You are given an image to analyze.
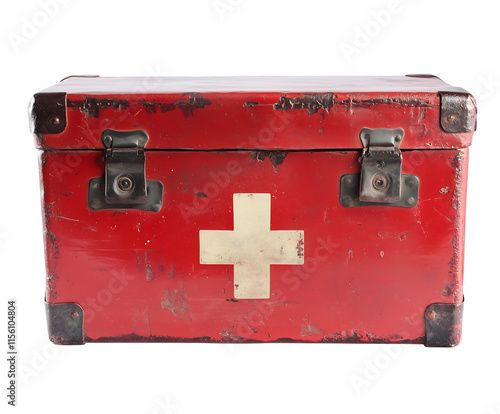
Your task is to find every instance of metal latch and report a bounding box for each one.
[88,129,163,212]
[340,127,419,208]
[359,127,404,203]
[102,129,148,205]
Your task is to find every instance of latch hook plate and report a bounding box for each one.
[88,129,163,212]
[340,127,419,208]
[359,127,404,203]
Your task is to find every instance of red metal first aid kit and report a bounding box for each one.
[30,75,476,346]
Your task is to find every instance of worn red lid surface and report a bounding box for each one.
[30,75,476,150]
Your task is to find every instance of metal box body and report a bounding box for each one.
[31,75,476,346]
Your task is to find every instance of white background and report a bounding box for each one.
[1,1,499,413]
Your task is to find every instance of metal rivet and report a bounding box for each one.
[70,311,80,319]
[371,173,389,191]
[395,135,401,142]
[102,135,112,146]
[427,310,436,320]
[51,117,60,125]
[116,175,134,193]
[407,197,416,205]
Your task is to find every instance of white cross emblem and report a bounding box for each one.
[200,193,304,299]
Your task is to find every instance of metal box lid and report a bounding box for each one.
[30,75,476,150]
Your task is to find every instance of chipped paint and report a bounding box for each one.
[345,248,354,265]
[396,232,407,241]
[273,93,334,115]
[161,282,190,317]
[88,333,214,343]
[44,211,60,300]
[137,93,211,117]
[67,97,130,118]
[296,238,304,258]
[174,93,211,117]
[168,263,175,279]
[251,151,288,171]
[441,283,455,297]
[220,330,245,341]
[136,251,155,282]
[146,312,152,337]
[301,323,323,337]
[336,96,435,108]
[451,153,464,211]
[67,93,210,118]
[144,252,153,282]
[448,152,465,302]
[82,331,427,344]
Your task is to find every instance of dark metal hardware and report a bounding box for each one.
[45,302,84,345]
[359,127,404,204]
[340,174,419,208]
[89,178,163,212]
[340,127,419,208]
[440,92,477,133]
[30,92,67,134]
[102,129,148,205]
[425,300,464,347]
[88,129,163,211]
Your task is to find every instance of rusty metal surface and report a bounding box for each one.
[101,129,149,205]
[340,174,419,208]
[440,92,477,133]
[45,301,84,345]
[358,128,404,203]
[30,92,67,135]
[88,178,163,212]
[425,300,464,347]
